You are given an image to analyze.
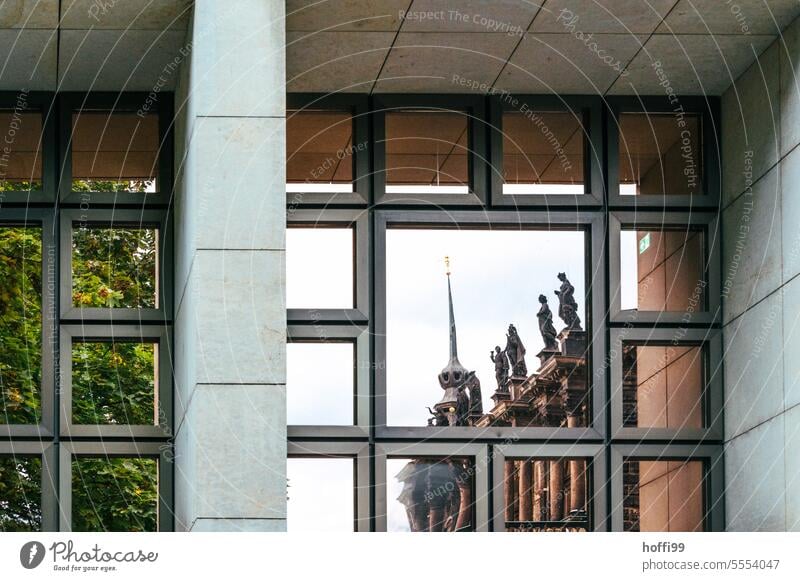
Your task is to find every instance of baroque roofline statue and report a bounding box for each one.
[554,272,583,332]
[537,294,559,351]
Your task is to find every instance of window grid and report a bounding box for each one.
[0,92,173,532]
[285,93,723,532]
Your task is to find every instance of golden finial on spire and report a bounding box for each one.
[444,255,451,277]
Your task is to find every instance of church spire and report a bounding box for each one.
[435,257,469,426]
[446,256,458,360]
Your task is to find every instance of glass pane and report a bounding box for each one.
[287,457,353,532]
[387,229,588,427]
[72,341,158,425]
[72,226,158,309]
[71,111,159,193]
[0,226,42,424]
[503,457,589,531]
[0,456,41,531]
[287,110,354,193]
[387,457,474,532]
[384,110,469,194]
[286,227,353,309]
[622,344,703,429]
[619,113,702,196]
[287,342,353,425]
[72,456,158,532]
[623,459,705,531]
[0,110,43,191]
[502,111,584,195]
[620,228,705,312]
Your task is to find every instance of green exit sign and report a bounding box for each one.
[639,233,651,254]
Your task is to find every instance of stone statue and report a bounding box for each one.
[505,324,527,377]
[554,272,583,331]
[537,294,559,350]
[465,371,484,416]
[489,346,509,391]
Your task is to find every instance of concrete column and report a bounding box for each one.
[173,0,287,532]
[518,460,533,522]
[549,460,564,521]
[503,460,517,524]
[534,460,546,521]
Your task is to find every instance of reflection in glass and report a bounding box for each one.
[287,110,354,193]
[286,227,354,309]
[72,341,158,425]
[72,226,158,309]
[619,113,702,196]
[386,229,588,427]
[72,457,158,532]
[0,111,43,191]
[503,457,589,531]
[622,344,703,429]
[620,228,705,312]
[502,111,584,195]
[384,110,469,194]
[287,457,353,532]
[0,227,42,424]
[71,112,159,193]
[387,457,473,532]
[0,456,41,531]
[287,342,354,425]
[623,459,704,531]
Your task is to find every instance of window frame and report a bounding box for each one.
[286,93,370,206]
[59,208,174,322]
[0,441,58,531]
[286,324,370,437]
[491,443,607,532]
[0,91,57,204]
[0,209,57,438]
[608,210,721,325]
[372,94,487,206]
[59,324,172,439]
[609,443,724,532]
[58,92,173,207]
[58,441,173,533]
[609,327,723,441]
[606,96,721,209]
[374,442,490,532]
[286,208,369,324]
[287,441,370,532]
[373,209,607,440]
[488,94,604,208]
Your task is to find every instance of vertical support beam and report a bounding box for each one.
[518,460,533,522]
[549,460,564,521]
[173,0,287,532]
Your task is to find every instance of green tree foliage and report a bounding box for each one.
[72,341,156,425]
[0,227,41,425]
[71,179,153,194]
[72,457,158,532]
[0,191,162,530]
[72,226,157,309]
[0,457,41,532]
